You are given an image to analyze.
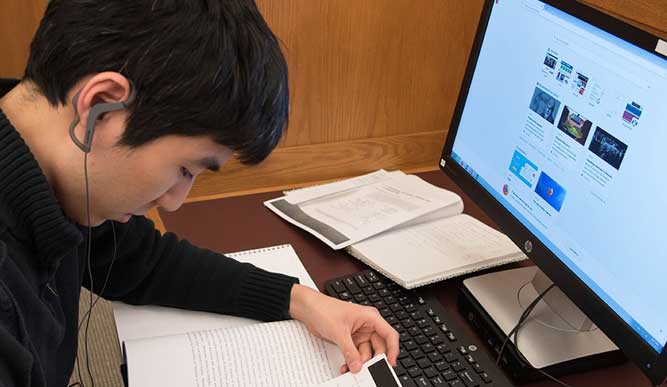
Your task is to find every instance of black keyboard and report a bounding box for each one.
[325,270,515,387]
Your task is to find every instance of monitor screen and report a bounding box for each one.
[447,0,667,354]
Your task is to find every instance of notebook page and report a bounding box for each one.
[350,214,524,286]
[125,320,344,387]
[112,244,316,346]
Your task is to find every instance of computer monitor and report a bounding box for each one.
[439,0,667,385]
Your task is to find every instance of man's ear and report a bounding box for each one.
[70,72,134,153]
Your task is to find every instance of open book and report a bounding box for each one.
[265,171,527,288]
[125,320,401,387]
[117,244,402,387]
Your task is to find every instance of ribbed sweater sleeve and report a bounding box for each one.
[83,216,299,322]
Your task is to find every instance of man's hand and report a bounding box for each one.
[289,284,399,374]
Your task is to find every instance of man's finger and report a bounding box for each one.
[370,332,387,357]
[339,334,362,373]
[372,314,400,366]
[359,341,373,364]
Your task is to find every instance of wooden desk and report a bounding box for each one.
[160,171,654,387]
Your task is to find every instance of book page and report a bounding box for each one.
[112,245,317,346]
[315,354,402,387]
[283,169,402,204]
[125,320,344,387]
[265,174,463,250]
[349,214,525,287]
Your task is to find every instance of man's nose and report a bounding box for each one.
[155,180,193,212]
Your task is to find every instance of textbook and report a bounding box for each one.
[124,318,401,387]
[266,170,526,289]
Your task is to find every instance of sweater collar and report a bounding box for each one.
[0,80,83,267]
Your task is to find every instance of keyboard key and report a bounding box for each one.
[417,319,430,328]
[421,343,435,354]
[369,294,381,302]
[398,296,411,305]
[362,286,375,295]
[457,346,468,356]
[400,332,411,342]
[396,311,409,320]
[366,271,380,283]
[458,371,481,387]
[353,293,367,302]
[464,355,475,364]
[433,316,442,324]
[339,291,351,301]
[444,352,457,363]
[431,376,446,386]
[446,332,457,342]
[408,326,421,337]
[442,369,457,381]
[448,379,463,386]
[436,344,450,354]
[440,324,450,333]
[398,348,410,359]
[401,358,416,369]
[410,311,424,320]
[428,352,443,363]
[405,303,418,312]
[386,316,398,325]
[373,281,386,290]
[344,278,361,294]
[479,372,492,384]
[417,296,426,305]
[417,358,431,369]
[385,295,397,304]
[404,340,418,351]
[423,327,436,337]
[427,308,436,317]
[359,300,371,306]
[374,300,387,310]
[394,365,406,376]
[434,360,449,371]
[430,335,445,345]
[472,363,484,373]
[390,303,404,312]
[451,361,466,372]
[410,349,425,360]
[415,376,432,387]
[354,273,369,288]
[399,374,417,387]
[415,335,429,345]
[408,366,423,378]
[379,289,391,297]
[380,308,392,318]
[331,280,346,293]
[424,367,439,378]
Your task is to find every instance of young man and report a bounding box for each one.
[0,1,398,386]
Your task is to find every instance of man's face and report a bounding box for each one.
[83,134,233,226]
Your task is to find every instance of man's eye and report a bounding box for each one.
[180,166,193,179]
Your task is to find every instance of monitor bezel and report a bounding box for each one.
[439,0,667,384]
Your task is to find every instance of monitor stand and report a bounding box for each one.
[461,266,623,380]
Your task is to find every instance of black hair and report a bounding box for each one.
[24,0,289,164]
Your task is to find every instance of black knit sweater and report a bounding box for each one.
[0,79,298,387]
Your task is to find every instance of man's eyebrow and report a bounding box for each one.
[197,157,220,172]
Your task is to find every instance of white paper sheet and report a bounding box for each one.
[112,244,317,346]
[125,320,344,387]
[283,170,402,204]
[265,174,463,249]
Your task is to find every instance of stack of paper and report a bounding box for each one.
[265,170,526,288]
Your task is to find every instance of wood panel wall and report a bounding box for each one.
[1,0,666,200]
